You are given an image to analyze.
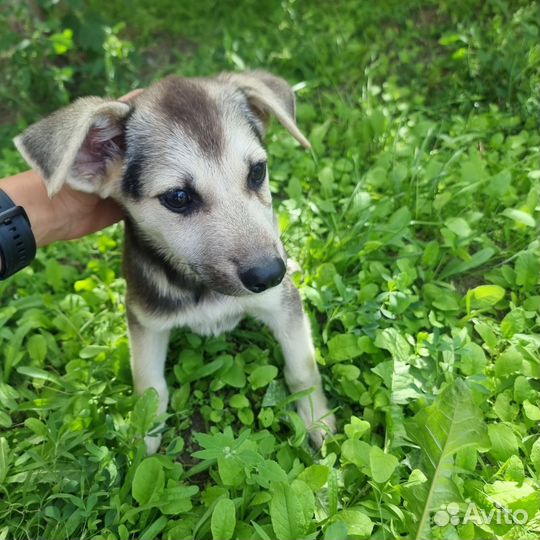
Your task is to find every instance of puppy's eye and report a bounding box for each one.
[159,189,192,213]
[247,161,267,189]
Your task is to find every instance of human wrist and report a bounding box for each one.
[1,170,65,247]
[0,186,37,278]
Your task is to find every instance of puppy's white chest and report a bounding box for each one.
[138,294,245,336]
[182,302,243,336]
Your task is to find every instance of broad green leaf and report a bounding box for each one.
[221,361,246,388]
[24,418,48,437]
[332,509,373,538]
[445,217,471,237]
[298,464,329,491]
[403,380,489,539]
[466,284,505,311]
[459,342,486,375]
[132,457,164,505]
[514,376,535,403]
[269,482,306,540]
[488,423,519,461]
[502,208,536,227]
[495,348,523,377]
[523,400,540,421]
[374,328,411,362]
[249,365,278,390]
[255,459,288,489]
[515,251,539,290]
[497,455,525,483]
[344,416,370,440]
[501,308,526,338]
[156,486,199,514]
[328,333,362,362]
[484,480,538,517]
[341,439,371,470]
[211,498,236,540]
[229,394,250,408]
[218,455,244,486]
[474,321,498,352]
[369,446,399,483]
[371,359,422,405]
[27,335,47,364]
[291,479,315,523]
[324,521,348,540]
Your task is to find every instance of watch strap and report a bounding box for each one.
[0,188,37,279]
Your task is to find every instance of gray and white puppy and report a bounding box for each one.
[14,71,335,453]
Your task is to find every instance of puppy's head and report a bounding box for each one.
[14,71,310,296]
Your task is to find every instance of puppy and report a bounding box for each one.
[14,71,335,453]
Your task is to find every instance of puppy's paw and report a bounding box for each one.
[307,413,337,449]
[144,434,162,455]
[296,394,336,449]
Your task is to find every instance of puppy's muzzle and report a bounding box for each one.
[239,257,286,293]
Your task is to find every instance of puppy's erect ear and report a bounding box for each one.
[221,70,311,149]
[14,97,131,197]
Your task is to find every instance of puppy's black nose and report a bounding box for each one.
[240,258,286,293]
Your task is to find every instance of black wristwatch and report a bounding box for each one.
[0,189,36,279]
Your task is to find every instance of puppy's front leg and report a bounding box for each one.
[251,281,335,447]
[127,309,170,454]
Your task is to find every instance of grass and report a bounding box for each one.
[0,1,539,539]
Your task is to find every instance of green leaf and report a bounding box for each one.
[515,251,540,290]
[16,366,61,385]
[249,365,278,390]
[403,380,489,539]
[440,247,495,279]
[140,516,167,540]
[156,486,199,514]
[501,308,527,338]
[324,521,348,540]
[369,446,399,483]
[445,217,471,237]
[211,498,236,540]
[298,464,329,491]
[466,284,505,311]
[291,479,315,523]
[27,335,47,364]
[131,388,159,437]
[523,400,540,421]
[218,455,244,486]
[459,342,486,375]
[371,359,422,405]
[269,482,306,540]
[341,439,371,470]
[332,509,373,538]
[0,437,9,485]
[530,439,540,474]
[502,208,536,227]
[229,394,250,408]
[328,333,362,362]
[495,348,523,377]
[132,457,164,505]
[344,416,370,440]
[488,423,519,461]
[374,328,411,361]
